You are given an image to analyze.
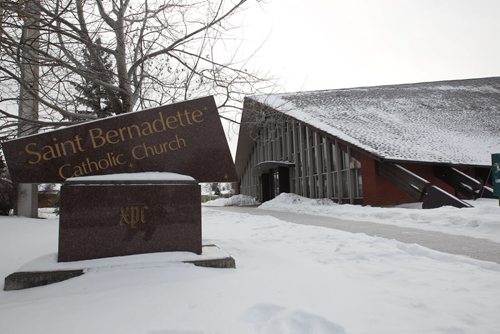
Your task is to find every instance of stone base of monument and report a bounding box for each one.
[58,172,202,262]
[4,244,235,291]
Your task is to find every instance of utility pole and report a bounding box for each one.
[16,0,40,217]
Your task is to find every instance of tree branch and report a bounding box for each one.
[127,0,247,77]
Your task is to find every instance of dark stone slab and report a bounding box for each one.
[4,245,235,290]
[184,257,236,269]
[3,96,237,183]
[58,178,201,262]
[4,270,84,291]
[183,244,236,268]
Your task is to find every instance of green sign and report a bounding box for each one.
[493,153,500,197]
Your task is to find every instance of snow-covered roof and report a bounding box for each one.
[247,77,500,167]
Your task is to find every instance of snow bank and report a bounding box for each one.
[260,193,500,242]
[204,194,260,207]
[260,192,337,207]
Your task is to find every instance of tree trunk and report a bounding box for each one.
[16,0,40,218]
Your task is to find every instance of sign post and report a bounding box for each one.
[493,154,500,205]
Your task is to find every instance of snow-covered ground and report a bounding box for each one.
[258,193,500,243]
[1,204,500,333]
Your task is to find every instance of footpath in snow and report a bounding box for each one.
[0,198,499,333]
[208,193,500,243]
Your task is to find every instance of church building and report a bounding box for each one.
[234,77,499,208]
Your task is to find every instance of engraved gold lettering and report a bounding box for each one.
[152,112,167,132]
[85,110,204,151]
[58,163,71,179]
[25,135,86,165]
[176,111,186,126]
[56,152,127,180]
[126,124,142,139]
[89,128,106,148]
[191,109,204,123]
[41,144,58,161]
[25,143,42,164]
[73,164,85,177]
[120,205,147,228]
[74,135,85,152]
[140,121,154,136]
[115,153,126,165]
[165,115,179,129]
[105,129,121,144]
[131,135,187,160]
[169,134,186,150]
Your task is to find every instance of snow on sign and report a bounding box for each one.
[493,153,500,197]
[3,96,237,183]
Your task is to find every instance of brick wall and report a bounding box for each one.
[359,153,473,206]
[359,154,414,206]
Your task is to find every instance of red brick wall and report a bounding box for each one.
[359,153,477,206]
[405,164,481,199]
[359,154,413,206]
[401,163,458,197]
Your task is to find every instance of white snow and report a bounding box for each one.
[0,205,500,333]
[204,194,260,207]
[67,172,196,182]
[259,193,500,243]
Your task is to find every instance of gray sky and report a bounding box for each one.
[237,0,500,92]
[223,0,500,155]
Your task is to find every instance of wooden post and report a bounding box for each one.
[314,132,323,198]
[325,138,333,198]
[305,127,315,198]
[347,146,355,204]
[292,120,300,193]
[334,140,343,203]
[298,123,308,196]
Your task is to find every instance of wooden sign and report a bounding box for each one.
[3,96,237,183]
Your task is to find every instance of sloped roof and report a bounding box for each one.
[245,77,500,167]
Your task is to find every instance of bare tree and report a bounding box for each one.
[0,0,266,139]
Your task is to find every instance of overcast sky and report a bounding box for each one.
[222,0,500,155]
[236,0,500,92]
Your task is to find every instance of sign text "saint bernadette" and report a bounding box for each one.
[3,96,237,183]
